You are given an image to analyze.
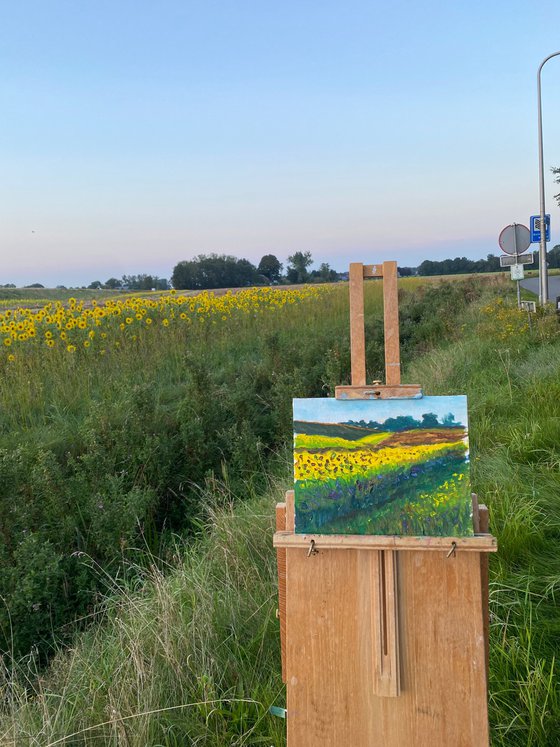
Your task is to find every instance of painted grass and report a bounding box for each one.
[294,431,390,451]
[295,443,471,535]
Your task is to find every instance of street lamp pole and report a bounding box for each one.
[537,51,560,305]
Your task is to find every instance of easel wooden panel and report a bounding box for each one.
[285,537,490,745]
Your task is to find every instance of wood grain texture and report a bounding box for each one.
[276,502,287,683]
[363,264,384,277]
[285,547,490,746]
[363,550,400,696]
[349,263,367,386]
[382,261,401,386]
[335,384,423,400]
[358,551,400,700]
[274,531,497,553]
[471,493,481,533]
[478,504,490,684]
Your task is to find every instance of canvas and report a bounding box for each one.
[293,396,472,536]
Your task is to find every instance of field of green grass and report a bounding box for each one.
[1,274,559,745]
[0,287,125,304]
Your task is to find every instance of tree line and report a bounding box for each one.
[7,241,560,291]
[170,251,338,290]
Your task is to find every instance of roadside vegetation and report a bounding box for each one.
[1,274,559,745]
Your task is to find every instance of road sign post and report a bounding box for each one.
[499,224,531,309]
[499,252,534,267]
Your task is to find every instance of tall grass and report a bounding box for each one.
[0,278,484,663]
[4,274,556,745]
[1,484,286,746]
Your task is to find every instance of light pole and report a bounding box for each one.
[537,51,560,305]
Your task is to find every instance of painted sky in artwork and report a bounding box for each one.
[293,396,468,430]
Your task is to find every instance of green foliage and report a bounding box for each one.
[257,254,283,283]
[547,244,560,269]
[417,253,530,275]
[5,274,557,745]
[171,253,260,290]
[1,492,286,746]
[552,165,560,208]
[286,251,313,283]
[121,273,169,290]
[409,302,560,745]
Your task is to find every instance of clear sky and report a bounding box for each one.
[2,0,560,286]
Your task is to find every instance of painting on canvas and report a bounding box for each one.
[293,396,472,536]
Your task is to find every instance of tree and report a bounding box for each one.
[171,254,259,290]
[121,274,169,290]
[548,245,560,269]
[310,262,338,283]
[257,254,283,283]
[286,251,313,283]
[88,280,103,289]
[105,277,122,289]
[553,166,560,207]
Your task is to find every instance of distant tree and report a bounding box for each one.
[552,166,560,207]
[417,260,438,276]
[2,283,16,288]
[121,274,169,291]
[172,254,259,290]
[485,254,500,272]
[88,280,103,289]
[25,283,44,288]
[548,245,560,269]
[309,262,338,283]
[417,254,505,276]
[105,277,123,289]
[286,251,313,283]
[318,262,338,282]
[398,266,416,277]
[257,254,283,283]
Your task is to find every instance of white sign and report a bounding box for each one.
[511,264,524,281]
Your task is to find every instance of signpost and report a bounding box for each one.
[499,252,534,268]
[499,224,531,308]
[530,214,550,243]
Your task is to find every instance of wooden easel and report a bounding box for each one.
[274,261,496,746]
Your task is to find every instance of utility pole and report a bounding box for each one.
[537,51,560,305]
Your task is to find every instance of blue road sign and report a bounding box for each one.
[530,214,550,243]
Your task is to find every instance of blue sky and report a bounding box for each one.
[293,396,468,428]
[2,1,560,286]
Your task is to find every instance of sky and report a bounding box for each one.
[2,1,560,287]
[293,396,468,428]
